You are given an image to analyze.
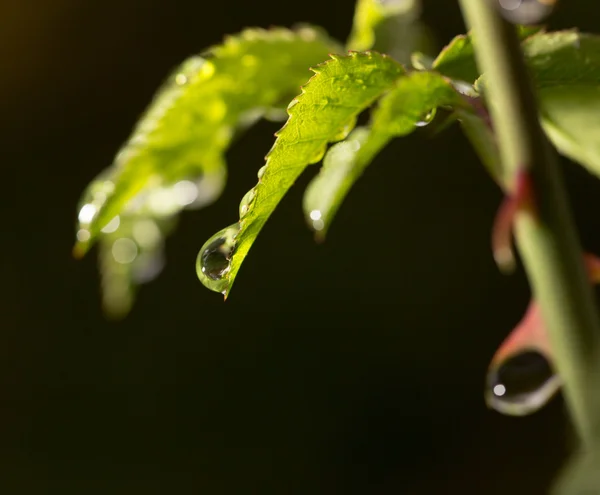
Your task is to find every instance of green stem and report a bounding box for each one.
[458,0,600,444]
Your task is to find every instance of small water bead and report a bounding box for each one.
[485,350,560,416]
[257,165,268,181]
[196,223,240,293]
[414,108,437,127]
[239,188,257,217]
[494,0,556,25]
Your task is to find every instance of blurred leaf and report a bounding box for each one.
[475,31,600,181]
[525,32,600,178]
[347,0,421,53]
[302,127,380,240]
[198,52,405,297]
[432,25,543,83]
[75,26,341,317]
[553,443,600,494]
[456,108,501,182]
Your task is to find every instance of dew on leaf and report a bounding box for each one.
[485,350,560,416]
[239,188,257,217]
[414,108,437,127]
[257,165,268,180]
[494,0,555,25]
[196,223,240,293]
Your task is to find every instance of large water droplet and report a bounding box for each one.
[485,350,560,416]
[494,0,556,25]
[196,223,240,293]
[239,188,256,218]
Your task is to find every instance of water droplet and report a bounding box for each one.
[494,0,556,25]
[196,223,240,293]
[257,165,268,180]
[414,108,437,127]
[485,350,560,416]
[239,188,256,217]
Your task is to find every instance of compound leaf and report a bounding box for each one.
[75,26,341,317]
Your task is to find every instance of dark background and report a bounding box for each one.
[3,0,600,493]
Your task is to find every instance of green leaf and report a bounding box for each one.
[302,127,385,240]
[198,51,405,297]
[301,71,471,240]
[475,31,600,180]
[75,26,341,317]
[524,31,600,177]
[540,87,600,175]
[347,0,421,52]
[432,25,543,83]
[370,71,467,137]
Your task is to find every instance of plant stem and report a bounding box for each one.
[458,0,600,445]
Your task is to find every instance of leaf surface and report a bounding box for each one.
[201,51,405,296]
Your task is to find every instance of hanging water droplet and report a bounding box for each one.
[494,0,556,25]
[257,165,268,181]
[239,188,257,217]
[414,108,436,127]
[485,350,561,416]
[196,223,240,293]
